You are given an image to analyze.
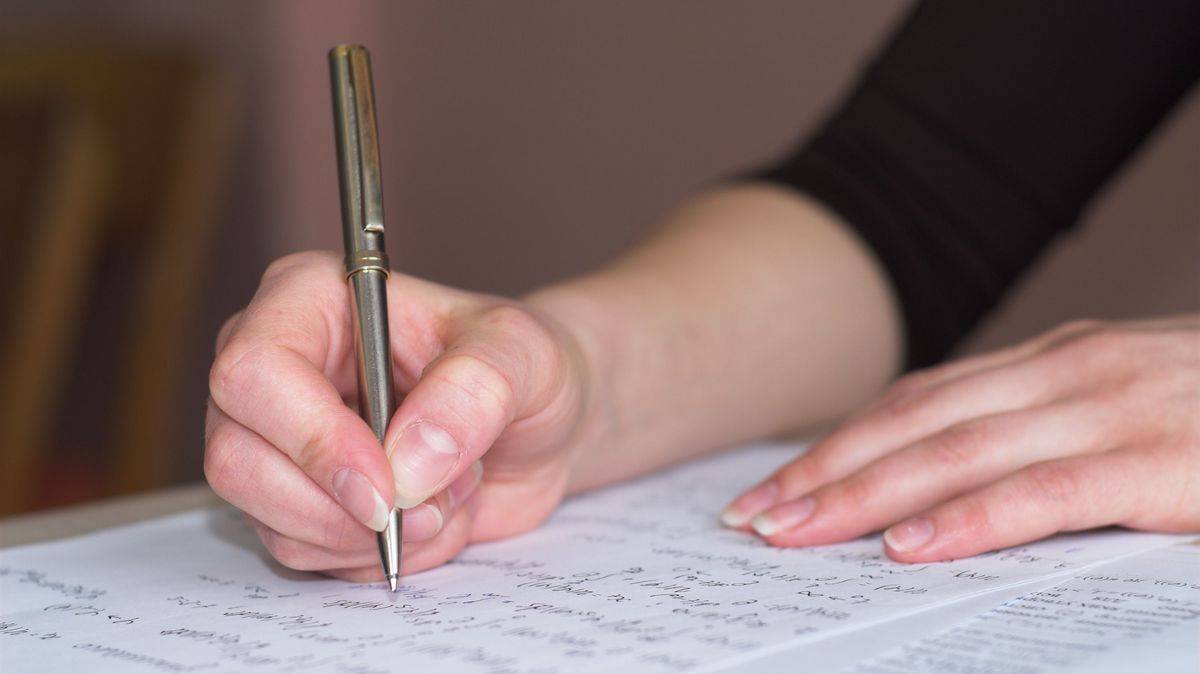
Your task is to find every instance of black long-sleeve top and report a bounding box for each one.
[757,1,1200,369]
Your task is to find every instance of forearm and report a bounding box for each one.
[526,183,903,492]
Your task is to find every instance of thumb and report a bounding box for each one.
[383,304,573,508]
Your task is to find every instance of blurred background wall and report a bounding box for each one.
[0,1,1196,514]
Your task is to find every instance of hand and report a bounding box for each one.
[721,316,1200,561]
[205,252,594,580]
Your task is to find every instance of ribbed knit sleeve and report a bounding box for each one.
[755,0,1200,368]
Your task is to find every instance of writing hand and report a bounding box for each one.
[205,252,593,580]
[722,316,1200,561]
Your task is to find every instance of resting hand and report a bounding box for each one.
[205,252,593,580]
[721,316,1200,561]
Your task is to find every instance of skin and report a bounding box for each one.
[205,183,1200,580]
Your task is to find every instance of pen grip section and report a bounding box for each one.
[348,269,396,443]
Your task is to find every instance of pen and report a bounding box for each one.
[328,44,401,592]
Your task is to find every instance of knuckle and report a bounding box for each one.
[832,475,874,510]
[214,311,243,354]
[1032,319,1106,354]
[262,251,334,284]
[876,385,930,421]
[203,422,245,494]
[956,497,995,538]
[924,422,992,470]
[1064,326,1133,361]
[1049,318,1104,341]
[208,336,259,409]
[429,353,518,423]
[479,303,544,339]
[889,369,937,396]
[1022,461,1083,505]
[1023,319,1103,356]
[482,303,561,366]
[779,454,828,489]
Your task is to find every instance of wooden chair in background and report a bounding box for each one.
[0,41,235,515]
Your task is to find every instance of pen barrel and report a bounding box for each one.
[331,43,402,587]
[348,269,396,443]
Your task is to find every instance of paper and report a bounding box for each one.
[0,443,1193,673]
[846,542,1200,673]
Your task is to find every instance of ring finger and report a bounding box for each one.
[750,400,1113,547]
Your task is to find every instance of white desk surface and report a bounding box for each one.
[0,483,220,548]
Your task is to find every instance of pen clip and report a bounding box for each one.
[331,45,386,242]
[349,50,385,235]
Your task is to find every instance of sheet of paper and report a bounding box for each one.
[844,541,1200,674]
[0,443,1190,673]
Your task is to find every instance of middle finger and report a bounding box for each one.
[751,400,1112,547]
[723,353,1062,525]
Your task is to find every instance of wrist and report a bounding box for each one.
[523,275,628,493]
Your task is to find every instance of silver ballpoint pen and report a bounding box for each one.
[329,44,401,592]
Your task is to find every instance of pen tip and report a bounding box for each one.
[387,574,399,592]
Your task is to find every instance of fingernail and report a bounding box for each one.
[720,482,780,527]
[401,503,444,542]
[447,461,484,513]
[885,517,934,553]
[750,497,815,536]
[388,422,461,508]
[331,468,390,532]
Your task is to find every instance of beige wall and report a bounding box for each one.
[3,1,1197,482]
[255,2,912,289]
[250,1,1198,349]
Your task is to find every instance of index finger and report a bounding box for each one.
[207,251,396,531]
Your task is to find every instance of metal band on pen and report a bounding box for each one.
[345,251,390,277]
